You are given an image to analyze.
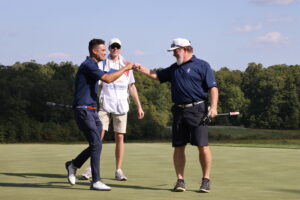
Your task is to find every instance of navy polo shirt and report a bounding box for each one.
[157,55,217,104]
[73,57,105,108]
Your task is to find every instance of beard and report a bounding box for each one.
[96,54,106,62]
[176,53,184,65]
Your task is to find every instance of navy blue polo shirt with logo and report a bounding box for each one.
[73,57,105,108]
[157,55,217,104]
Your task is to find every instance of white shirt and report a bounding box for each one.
[98,55,135,114]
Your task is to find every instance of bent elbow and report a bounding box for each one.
[100,75,112,83]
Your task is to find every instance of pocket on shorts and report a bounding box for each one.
[183,104,206,127]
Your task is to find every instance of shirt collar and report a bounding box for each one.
[181,55,196,66]
[189,55,197,62]
[86,56,98,64]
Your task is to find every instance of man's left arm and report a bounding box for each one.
[208,87,218,118]
[128,83,144,119]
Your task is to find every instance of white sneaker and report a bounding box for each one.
[90,181,111,191]
[65,161,77,185]
[115,169,127,181]
[80,166,92,180]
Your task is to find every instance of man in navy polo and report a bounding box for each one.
[135,38,218,193]
[65,39,134,191]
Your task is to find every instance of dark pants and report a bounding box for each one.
[171,102,208,147]
[72,109,102,183]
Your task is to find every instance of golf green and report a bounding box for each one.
[0,143,299,200]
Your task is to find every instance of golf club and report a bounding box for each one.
[46,101,72,108]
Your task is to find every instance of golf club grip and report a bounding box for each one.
[217,112,240,116]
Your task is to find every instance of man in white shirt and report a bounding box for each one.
[81,38,144,181]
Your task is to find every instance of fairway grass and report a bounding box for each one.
[0,143,299,200]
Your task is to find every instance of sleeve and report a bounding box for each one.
[128,70,135,84]
[85,62,105,81]
[204,62,218,88]
[156,65,173,83]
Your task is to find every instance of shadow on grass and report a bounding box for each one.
[0,172,65,179]
[0,173,170,191]
[0,182,89,190]
[106,183,170,191]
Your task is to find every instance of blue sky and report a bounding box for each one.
[0,0,299,71]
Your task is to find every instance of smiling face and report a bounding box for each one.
[92,44,106,62]
[109,43,121,59]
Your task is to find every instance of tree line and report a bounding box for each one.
[0,61,299,143]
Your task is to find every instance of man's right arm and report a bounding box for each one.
[135,64,159,81]
[101,63,134,83]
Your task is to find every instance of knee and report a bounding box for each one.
[198,146,210,153]
[90,139,102,152]
[174,146,186,153]
[115,133,124,142]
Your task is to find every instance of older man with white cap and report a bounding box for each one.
[81,38,144,181]
[135,38,218,193]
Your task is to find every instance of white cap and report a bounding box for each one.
[109,38,122,46]
[167,38,191,51]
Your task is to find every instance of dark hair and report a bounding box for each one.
[88,39,105,54]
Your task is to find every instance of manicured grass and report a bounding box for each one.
[0,143,300,200]
[208,126,300,147]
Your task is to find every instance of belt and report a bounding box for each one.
[76,105,97,110]
[176,101,204,108]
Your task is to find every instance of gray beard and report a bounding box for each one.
[176,56,184,65]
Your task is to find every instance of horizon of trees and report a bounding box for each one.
[0,61,299,143]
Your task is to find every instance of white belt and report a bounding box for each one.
[176,101,204,108]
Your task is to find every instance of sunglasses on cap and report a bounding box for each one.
[110,43,121,49]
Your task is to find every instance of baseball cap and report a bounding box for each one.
[109,38,122,46]
[167,38,191,51]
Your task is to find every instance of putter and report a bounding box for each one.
[201,110,240,124]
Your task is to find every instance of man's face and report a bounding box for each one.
[93,44,106,62]
[109,43,121,57]
[173,47,185,65]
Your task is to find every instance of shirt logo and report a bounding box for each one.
[187,68,191,73]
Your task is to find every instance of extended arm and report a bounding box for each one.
[101,63,134,83]
[135,64,159,81]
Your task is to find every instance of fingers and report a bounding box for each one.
[137,109,145,119]
[123,62,142,71]
[124,62,134,70]
[208,108,218,118]
[133,63,142,71]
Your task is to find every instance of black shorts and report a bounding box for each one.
[171,102,208,147]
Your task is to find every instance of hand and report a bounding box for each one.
[133,63,142,72]
[208,106,217,118]
[124,62,134,70]
[137,107,144,119]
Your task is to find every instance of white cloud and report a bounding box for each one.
[235,24,262,33]
[132,50,145,57]
[252,0,300,5]
[258,32,288,44]
[47,52,71,59]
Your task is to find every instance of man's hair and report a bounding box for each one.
[88,39,105,54]
[184,46,193,53]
